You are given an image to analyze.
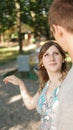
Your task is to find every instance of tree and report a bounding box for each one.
[0,0,53,53]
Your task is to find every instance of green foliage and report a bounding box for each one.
[0,0,53,53]
[0,0,16,32]
[0,0,53,36]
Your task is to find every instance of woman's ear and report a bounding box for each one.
[62,57,65,63]
[42,64,44,67]
[62,60,65,63]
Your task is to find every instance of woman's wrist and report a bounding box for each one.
[19,81,27,93]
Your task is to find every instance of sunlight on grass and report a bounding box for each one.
[0,44,36,65]
[0,52,16,58]
[23,44,36,51]
[0,46,19,64]
[0,46,19,53]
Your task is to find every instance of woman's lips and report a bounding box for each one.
[49,62,57,66]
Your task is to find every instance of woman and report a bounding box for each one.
[3,41,67,130]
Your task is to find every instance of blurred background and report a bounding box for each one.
[0,0,72,130]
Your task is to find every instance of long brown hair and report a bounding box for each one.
[38,41,67,90]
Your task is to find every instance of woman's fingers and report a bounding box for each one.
[3,75,21,85]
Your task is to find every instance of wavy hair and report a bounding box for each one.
[38,41,67,90]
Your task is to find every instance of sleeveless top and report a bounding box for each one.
[36,81,62,130]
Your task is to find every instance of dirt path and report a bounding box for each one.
[0,70,40,130]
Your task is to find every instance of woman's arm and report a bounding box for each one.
[3,75,40,110]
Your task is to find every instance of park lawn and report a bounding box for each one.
[0,45,35,65]
[0,46,19,65]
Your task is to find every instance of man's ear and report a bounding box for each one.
[52,24,64,36]
[52,24,57,33]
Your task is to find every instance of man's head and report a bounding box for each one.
[49,0,73,33]
[48,0,73,51]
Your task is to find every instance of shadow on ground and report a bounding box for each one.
[0,76,40,130]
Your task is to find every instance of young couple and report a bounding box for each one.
[4,0,73,130]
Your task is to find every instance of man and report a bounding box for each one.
[48,0,73,130]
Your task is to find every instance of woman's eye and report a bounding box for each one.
[54,52,59,55]
[44,53,49,57]
[43,52,59,57]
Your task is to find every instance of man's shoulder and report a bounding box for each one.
[58,66,73,130]
[62,66,73,86]
[59,66,73,99]
[58,66,73,99]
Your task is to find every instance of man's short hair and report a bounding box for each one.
[48,0,73,33]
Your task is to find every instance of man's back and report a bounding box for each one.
[57,66,73,130]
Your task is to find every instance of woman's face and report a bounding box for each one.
[42,45,64,73]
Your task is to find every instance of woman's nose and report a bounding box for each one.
[49,54,54,60]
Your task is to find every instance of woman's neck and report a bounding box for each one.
[49,72,62,82]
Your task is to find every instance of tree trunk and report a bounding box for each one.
[15,0,23,54]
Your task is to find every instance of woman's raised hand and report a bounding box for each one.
[3,75,23,86]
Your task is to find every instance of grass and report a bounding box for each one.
[0,44,36,65]
[0,46,19,65]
